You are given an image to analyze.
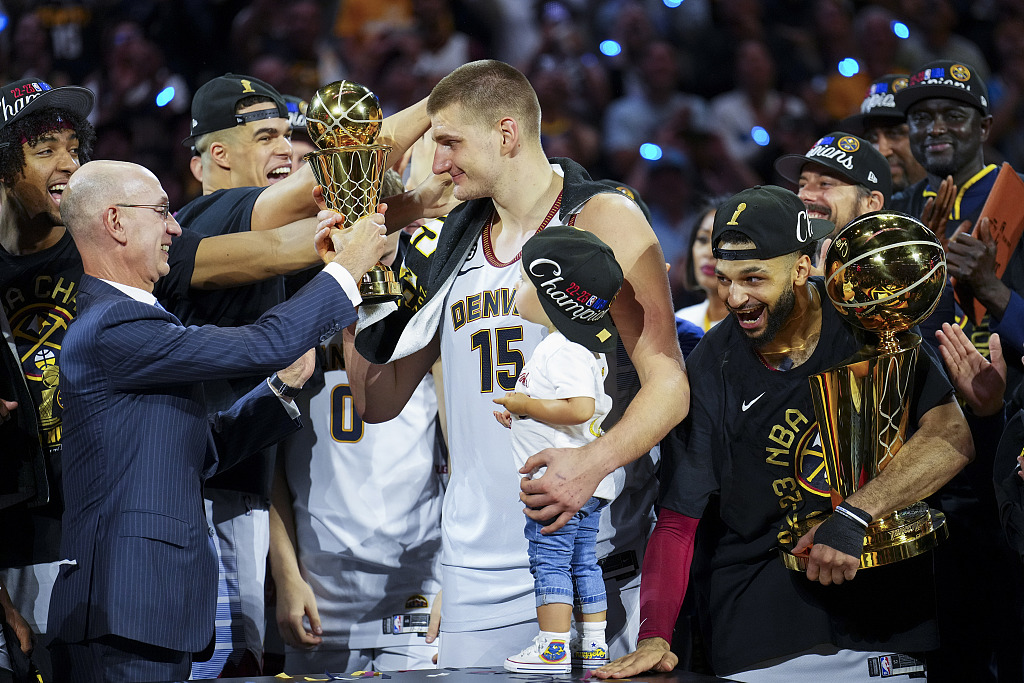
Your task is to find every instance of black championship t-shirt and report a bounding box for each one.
[660,277,954,675]
[0,227,199,565]
[170,187,286,497]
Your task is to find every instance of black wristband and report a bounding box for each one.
[268,372,302,399]
[812,506,869,559]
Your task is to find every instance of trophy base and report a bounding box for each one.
[780,501,948,570]
[360,264,403,305]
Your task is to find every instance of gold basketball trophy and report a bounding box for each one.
[304,80,402,304]
[781,211,949,570]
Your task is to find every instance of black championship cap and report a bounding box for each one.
[185,73,289,143]
[0,79,93,130]
[521,225,623,354]
[841,74,910,132]
[894,60,989,115]
[712,185,833,261]
[774,131,892,202]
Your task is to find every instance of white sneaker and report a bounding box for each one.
[504,634,571,673]
[571,636,610,669]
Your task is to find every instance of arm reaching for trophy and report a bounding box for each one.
[315,208,390,284]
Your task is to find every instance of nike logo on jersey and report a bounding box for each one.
[741,392,765,411]
[457,264,485,276]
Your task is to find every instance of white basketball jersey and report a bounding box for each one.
[283,333,444,649]
[439,213,562,631]
[438,177,658,635]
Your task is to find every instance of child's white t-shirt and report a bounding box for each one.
[510,331,623,501]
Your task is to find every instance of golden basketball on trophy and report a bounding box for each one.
[781,210,948,570]
[305,80,401,305]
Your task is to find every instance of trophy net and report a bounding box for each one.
[305,145,392,227]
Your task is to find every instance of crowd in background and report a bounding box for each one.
[0,0,1019,310]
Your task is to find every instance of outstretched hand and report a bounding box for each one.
[493,391,529,416]
[493,409,512,429]
[412,172,459,218]
[936,323,1006,416]
[595,637,677,679]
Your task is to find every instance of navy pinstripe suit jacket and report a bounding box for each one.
[48,270,356,652]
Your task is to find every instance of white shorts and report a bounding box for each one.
[729,648,927,682]
[0,561,60,634]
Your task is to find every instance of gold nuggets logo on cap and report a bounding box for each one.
[950,64,970,82]
[838,136,860,153]
[893,77,909,92]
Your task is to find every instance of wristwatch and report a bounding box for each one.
[268,372,302,399]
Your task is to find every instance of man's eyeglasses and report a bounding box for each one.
[116,203,171,220]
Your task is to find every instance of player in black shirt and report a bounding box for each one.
[597,186,972,680]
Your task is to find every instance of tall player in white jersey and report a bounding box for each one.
[340,60,688,668]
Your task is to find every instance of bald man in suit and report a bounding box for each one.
[46,160,387,682]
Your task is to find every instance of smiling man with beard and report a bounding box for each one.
[597,185,971,682]
[774,131,891,239]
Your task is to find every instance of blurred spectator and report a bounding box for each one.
[629,148,700,268]
[899,0,991,82]
[82,19,191,205]
[674,198,728,328]
[32,1,97,83]
[602,41,709,177]
[234,0,345,100]
[821,6,916,124]
[709,39,807,181]
[683,0,768,99]
[8,12,59,84]
[410,0,486,87]
[988,15,1024,168]
[818,0,872,122]
[530,58,601,171]
[333,0,414,54]
[527,1,611,120]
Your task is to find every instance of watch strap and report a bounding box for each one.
[268,372,302,399]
